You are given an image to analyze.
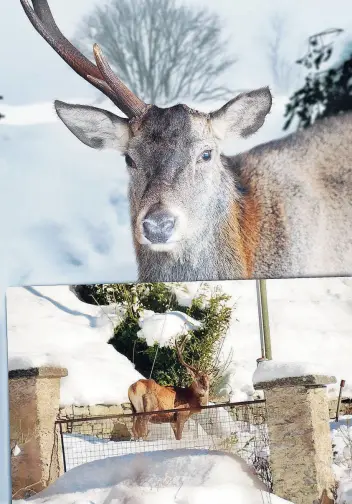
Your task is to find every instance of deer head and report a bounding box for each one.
[175,337,210,406]
[21,0,272,261]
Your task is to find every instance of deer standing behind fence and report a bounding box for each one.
[21,0,352,281]
[128,338,210,441]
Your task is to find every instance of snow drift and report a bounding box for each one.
[13,449,293,504]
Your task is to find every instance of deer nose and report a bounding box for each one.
[142,209,176,244]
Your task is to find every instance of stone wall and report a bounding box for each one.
[9,367,67,499]
[254,374,336,504]
[59,402,133,439]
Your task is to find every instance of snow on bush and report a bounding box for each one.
[7,286,142,406]
[13,449,293,504]
[137,310,202,347]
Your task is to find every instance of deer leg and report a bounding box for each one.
[140,393,158,440]
[132,415,145,440]
[172,412,189,441]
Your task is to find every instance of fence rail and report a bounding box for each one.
[56,399,271,489]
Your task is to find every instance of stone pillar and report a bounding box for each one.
[9,367,68,499]
[254,374,336,504]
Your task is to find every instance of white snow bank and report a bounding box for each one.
[137,310,202,347]
[252,360,333,385]
[7,286,143,406]
[13,449,292,504]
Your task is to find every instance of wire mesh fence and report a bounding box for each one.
[57,399,271,490]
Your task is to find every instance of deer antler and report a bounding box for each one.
[20,0,147,118]
[175,336,198,375]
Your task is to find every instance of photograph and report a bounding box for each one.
[1,0,352,285]
[1,1,352,504]
[7,278,352,503]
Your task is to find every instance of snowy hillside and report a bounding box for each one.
[6,277,352,407]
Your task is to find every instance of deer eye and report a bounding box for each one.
[125,154,136,168]
[198,150,212,163]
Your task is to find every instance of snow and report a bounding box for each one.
[252,359,333,385]
[137,310,202,347]
[208,278,352,401]
[12,449,293,504]
[6,286,142,406]
[331,417,352,503]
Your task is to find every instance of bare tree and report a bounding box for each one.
[74,0,236,105]
[266,14,301,94]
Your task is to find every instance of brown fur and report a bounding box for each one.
[128,374,209,441]
[240,191,262,277]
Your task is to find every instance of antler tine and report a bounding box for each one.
[20,0,147,117]
[175,336,198,374]
[92,44,147,118]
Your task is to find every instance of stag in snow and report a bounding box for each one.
[21,0,352,281]
[128,338,210,441]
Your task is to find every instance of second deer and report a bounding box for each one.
[128,338,210,441]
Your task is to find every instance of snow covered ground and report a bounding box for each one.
[12,449,292,504]
[31,416,348,504]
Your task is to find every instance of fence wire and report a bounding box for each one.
[57,400,271,490]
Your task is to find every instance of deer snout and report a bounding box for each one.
[142,208,176,244]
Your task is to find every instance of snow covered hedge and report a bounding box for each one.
[81,282,233,391]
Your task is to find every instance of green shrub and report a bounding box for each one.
[77,282,233,390]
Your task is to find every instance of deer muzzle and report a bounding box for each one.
[142,209,176,244]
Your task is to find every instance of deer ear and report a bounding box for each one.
[54,101,130,152]
[210,87,272,140]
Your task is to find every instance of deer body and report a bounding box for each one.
[135,110,352,281]
[128,339,210,441]
[128,378,209,441]
[22,0,352,282]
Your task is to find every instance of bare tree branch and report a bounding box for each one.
[74,0,236,105]
[265,13,301,94]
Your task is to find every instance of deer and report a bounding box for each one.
[128,338,210,441]
[21,0,352,282]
